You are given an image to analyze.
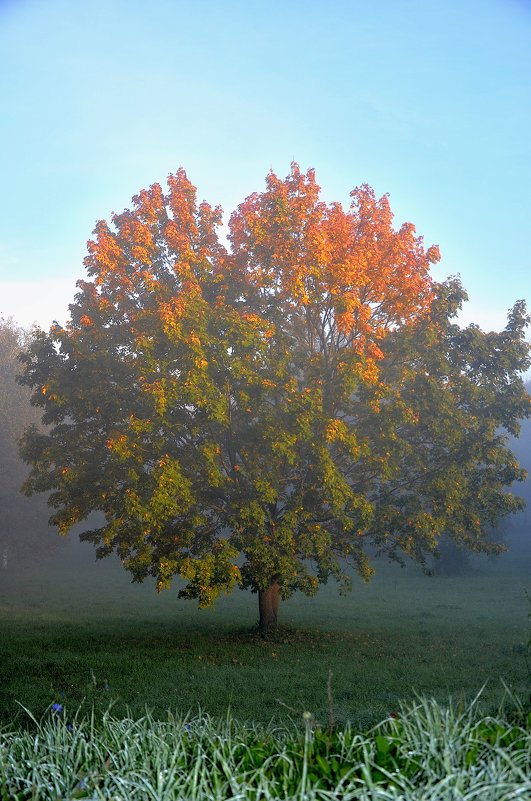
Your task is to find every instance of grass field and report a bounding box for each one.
[1,537,530,731]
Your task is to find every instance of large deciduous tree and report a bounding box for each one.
[19,165,530,630]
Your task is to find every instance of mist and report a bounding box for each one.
[2,371,529,585]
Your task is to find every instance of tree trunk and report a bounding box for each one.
[258,581,280,633]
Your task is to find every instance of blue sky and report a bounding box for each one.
[1,0,530,350]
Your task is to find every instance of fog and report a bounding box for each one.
[1,314,530,611]
[2,415,530,588]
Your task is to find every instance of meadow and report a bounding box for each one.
[1,538,530,731]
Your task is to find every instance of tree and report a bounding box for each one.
[19,165,530,631]
[0,317,61,570]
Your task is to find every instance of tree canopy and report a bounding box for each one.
[19,165,530,629]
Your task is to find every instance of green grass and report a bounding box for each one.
[2,697,530,800]
[1,539,530,729]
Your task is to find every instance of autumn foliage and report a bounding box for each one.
[20,165,530,630]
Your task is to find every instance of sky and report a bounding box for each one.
[0,0,530,351]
